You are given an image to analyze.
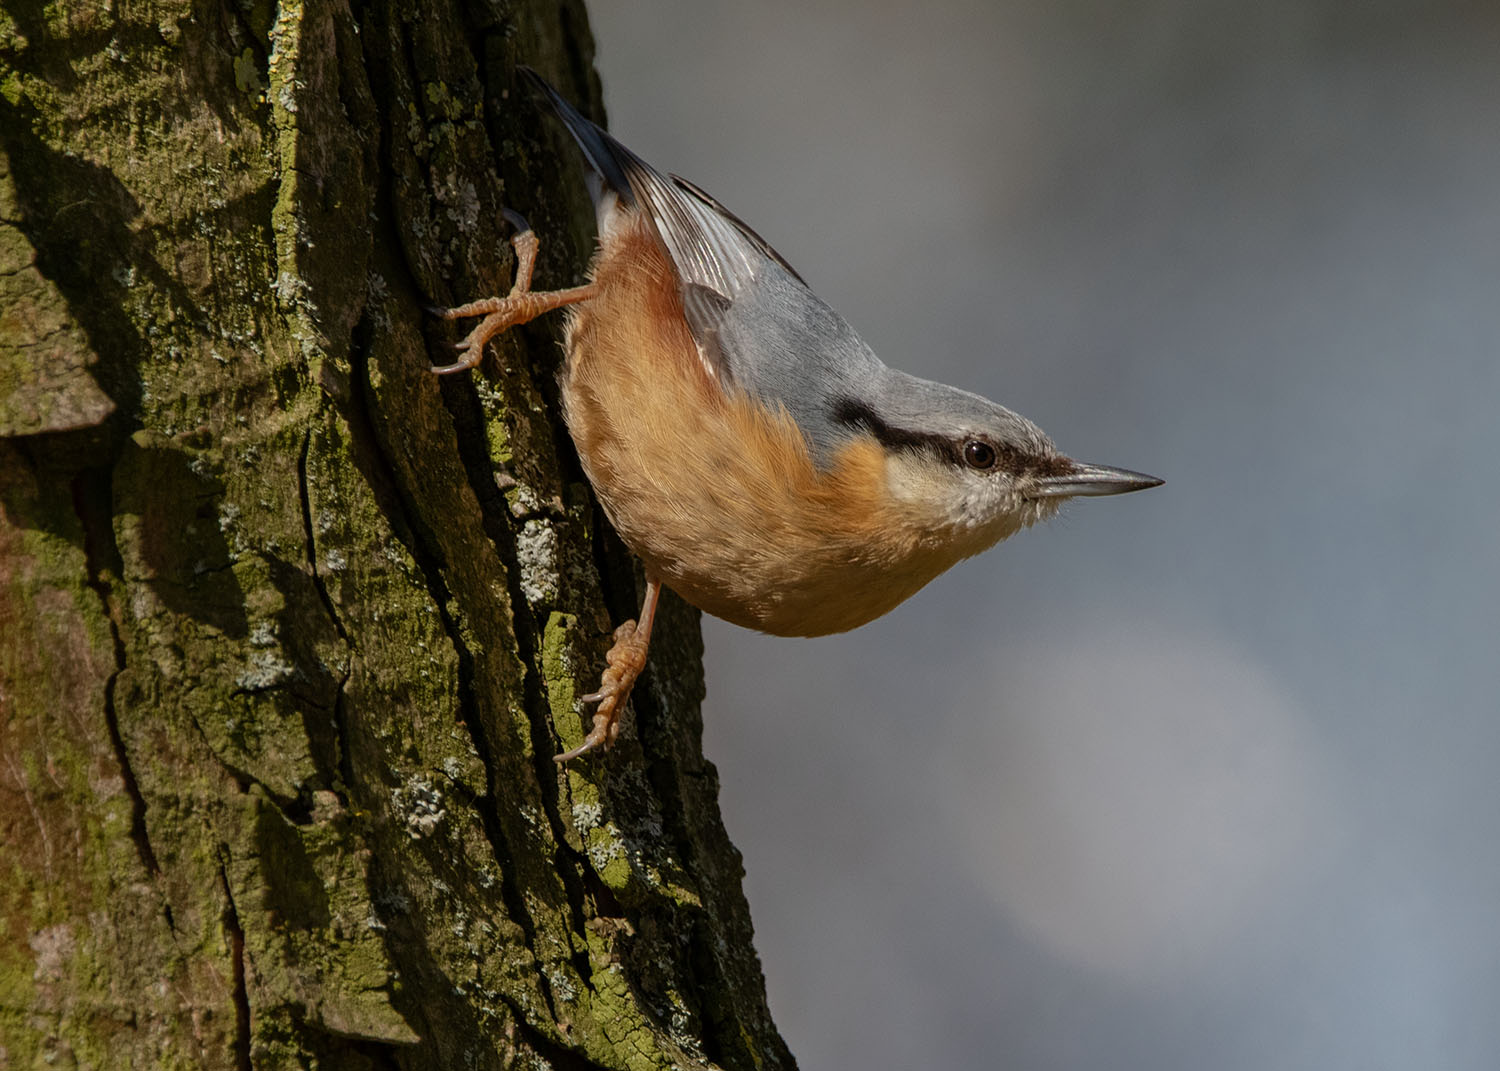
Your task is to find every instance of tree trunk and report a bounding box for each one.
[0,2,793,1068]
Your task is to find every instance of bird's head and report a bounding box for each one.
[832,377,1162,555]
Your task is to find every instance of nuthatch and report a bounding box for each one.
[432,70,1162,761]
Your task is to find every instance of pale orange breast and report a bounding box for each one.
[559,213,970,636]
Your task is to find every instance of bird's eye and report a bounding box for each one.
[963,440,997,470]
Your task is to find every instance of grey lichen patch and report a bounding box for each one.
[391,774,447,839]
[433,168,482,235]
[27,923,76,985]
[235,647,296,691]
[571,800,602,832]
[516,518,561,606]
[505,481,551,519]
[585,822,631,891]
[546,964,578,1005]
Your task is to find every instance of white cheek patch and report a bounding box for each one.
[883,451,943,508]
[885,450,1044,537]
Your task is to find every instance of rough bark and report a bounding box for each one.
[0,1,793,1068]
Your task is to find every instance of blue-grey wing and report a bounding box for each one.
[525,68,884,430]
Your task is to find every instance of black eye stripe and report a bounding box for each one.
[830,398,963,466]
[830,397,1065,476]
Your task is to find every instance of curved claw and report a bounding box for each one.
[557,687,624,760]
[553,736,603,763]
[430,354,481,375]
[501,207,531,235]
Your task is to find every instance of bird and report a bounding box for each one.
[430,69,1162,762]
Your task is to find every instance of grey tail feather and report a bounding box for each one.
[518,67,636,208]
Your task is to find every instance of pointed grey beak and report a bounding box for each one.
[1031,461,1164,499]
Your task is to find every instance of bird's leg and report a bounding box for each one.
[429,209,598,374]
[555,577,662,763]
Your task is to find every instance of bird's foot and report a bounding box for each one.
[428,209,596,374]
[554,619,652,762]
[554,578,662,763]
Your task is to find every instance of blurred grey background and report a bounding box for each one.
[585,2,1500,1068]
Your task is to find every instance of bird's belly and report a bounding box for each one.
[658,545,944,637]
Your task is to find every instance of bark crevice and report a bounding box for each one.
[71,467,161,881]
[218,861,253,1071]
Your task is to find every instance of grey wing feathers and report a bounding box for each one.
[620,162,757,304]
[523,67,807,386]
[667,174,807,286]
